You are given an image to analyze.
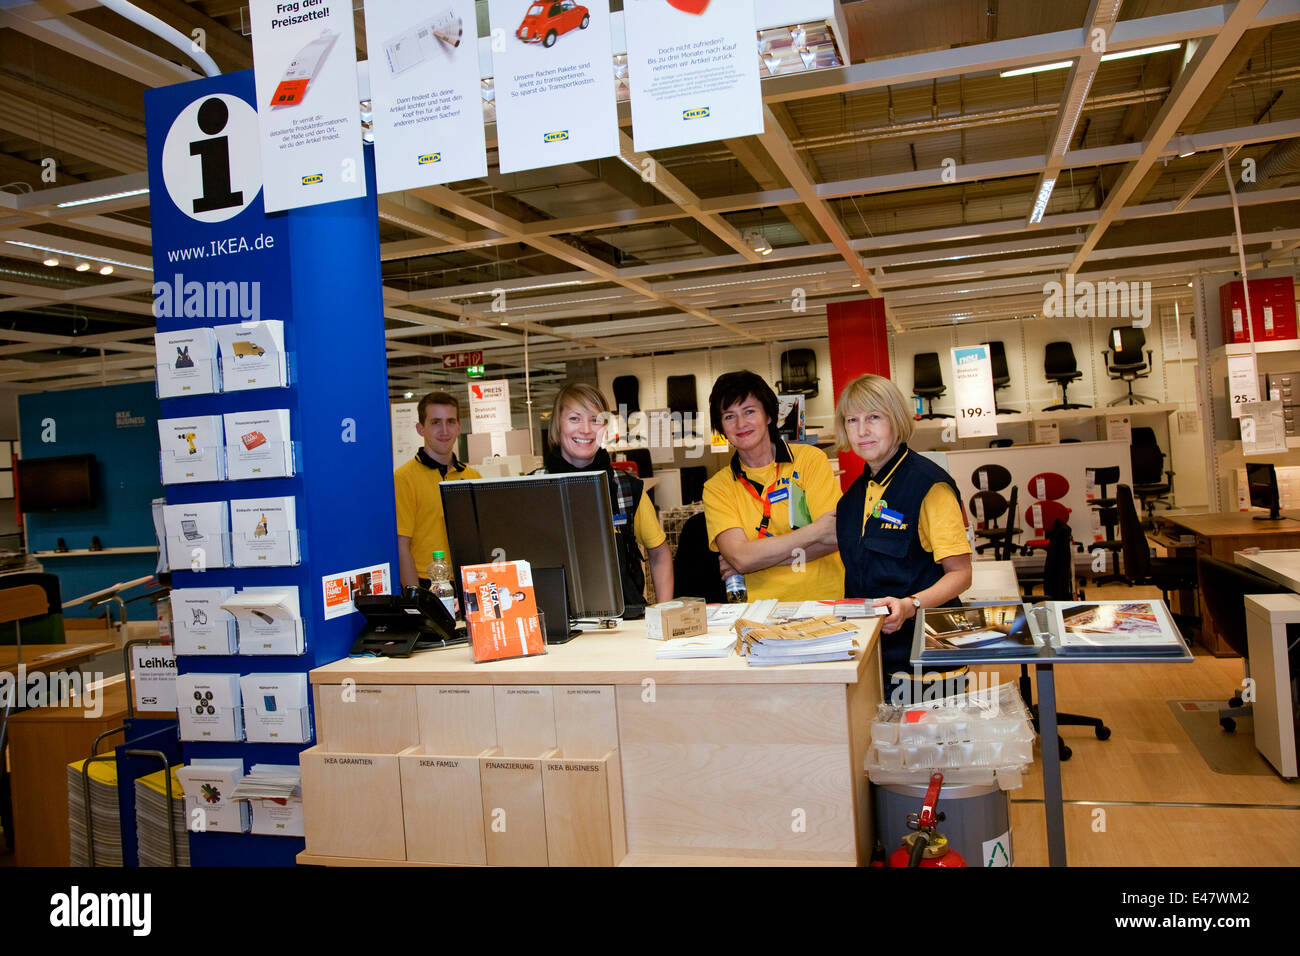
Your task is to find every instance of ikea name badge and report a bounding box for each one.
[950,345,998,438]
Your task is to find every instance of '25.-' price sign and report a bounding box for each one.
[950,345,999,438]
[1226,353,1260,419]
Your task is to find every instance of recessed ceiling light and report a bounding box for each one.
[99,265,113,275]
[404,391,414,399]
[43,257,58,267]
[75,262,90,272]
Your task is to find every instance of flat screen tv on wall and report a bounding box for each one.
[15,453,97,512]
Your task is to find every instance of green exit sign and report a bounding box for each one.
[466,364,485,378]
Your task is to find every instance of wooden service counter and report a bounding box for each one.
[297,617,882,867]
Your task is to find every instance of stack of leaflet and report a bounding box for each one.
[176,759,250,834]
[230,496,300,566]
[655,633,736,660]
[134,766,190,867]
[231,764,304,837]
[735,615,859,666]
[215,320,287,392]
[222,586,304,656]
[170,586,238,655]
[224,408,294,479]
[867,681,1036,791]
[707,598,886,629]
[1049,601,1185,656]
[155,327,220,397]
[67,758,123,866]
[162,500,231,570]
[158,414,225,483]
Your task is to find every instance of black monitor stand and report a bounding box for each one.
[535,566,581,644]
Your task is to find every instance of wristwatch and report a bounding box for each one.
[905,595,921,615]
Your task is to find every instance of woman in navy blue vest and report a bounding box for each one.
[834,375,972,693]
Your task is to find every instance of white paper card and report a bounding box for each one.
[1240,400,1289,455]
[239,673,311,743]
[177,760,250,833]
[176,673,244,741]
[131,645,177,713]
[249,0,365,212]
[170,587,237,656]
[163,500,231,570]
[215,321,287,392]
[224,586,304,656]
[155,327,220,397]
[231,495,300,567]
[624,0,763,151]
[487,0,619,174]
[1227,353,1261,419]
[159,414,225,484]
[224,408,293,480]
[950,345,998,438]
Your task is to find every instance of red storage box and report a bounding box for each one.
[1219,277,1297,344]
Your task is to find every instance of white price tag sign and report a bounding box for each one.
[1227,354,1260,419]
[950,345,998,438]
[1239,400,1288,455]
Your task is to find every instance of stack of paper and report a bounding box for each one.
[223,587,304,656]
[231,764,304,837]
[175,673,244,741]
[176,759,250,834]
[230,495,299,567]
[158,415,225,484]
[170,587,237,656]
[1052,601,1184,656]
[67,758,123,866]
[155,327,221,397]
[655,633,737,660]
[134,766,190,867]
[162,500,231,570]
[224,409,293,480]
[239,673,311,742]
[215,320,287,391]
[736,616,859,666]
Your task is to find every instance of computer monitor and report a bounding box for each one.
[440,472,625,620]
[1246,462,1286,521]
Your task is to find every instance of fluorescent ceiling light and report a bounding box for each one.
[55,187,149,209]
[1000,60,1072,78]
[4,240,150,272]
[1100,42,1180,62]
[1029,178,1056,224]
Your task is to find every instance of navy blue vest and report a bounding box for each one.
[838,445,961,601]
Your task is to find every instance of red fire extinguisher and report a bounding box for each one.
[876,772,967,867]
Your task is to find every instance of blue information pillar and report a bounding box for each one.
[145,70,397,866]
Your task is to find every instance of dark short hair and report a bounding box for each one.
[709,371,779,442]
[418,390,460,422]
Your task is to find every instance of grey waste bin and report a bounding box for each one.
[874,780,1012,867]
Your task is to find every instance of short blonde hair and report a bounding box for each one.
[548,382,611,449]
[834,374,915,451]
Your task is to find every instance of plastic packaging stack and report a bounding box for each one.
[866,680,1036,791]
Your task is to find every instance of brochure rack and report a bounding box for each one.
[145,69,398,866]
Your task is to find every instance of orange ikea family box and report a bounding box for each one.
[461,560,547,664]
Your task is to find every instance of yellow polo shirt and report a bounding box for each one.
[633,495,667,551]
[702,442,844,600]
[394,456,481,569]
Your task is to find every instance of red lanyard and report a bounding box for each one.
[736,469,784,537]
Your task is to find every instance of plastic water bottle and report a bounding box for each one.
[428,550,456,617]
[724,573,748,603]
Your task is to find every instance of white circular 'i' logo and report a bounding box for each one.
[161,93,262,223]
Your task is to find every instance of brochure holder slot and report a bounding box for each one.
[232,529,302,567]
[219,351,294,393]
[159,445,225,485]
[399,745,494,865]
[154,358,221,398]
[166,532,232,571]
[479,747,552,866]
[223,440,299,480]
[541,748,626,867]
[299,745,406,861]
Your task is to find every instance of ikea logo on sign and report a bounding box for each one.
[544,130,569,142]
[301,173,324,185]
[418,153,442,165]
[683,107,710,120]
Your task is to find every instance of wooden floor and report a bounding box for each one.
[985,584,1300,867]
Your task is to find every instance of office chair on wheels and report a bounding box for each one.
[777,348,819,399]
[971,487,1020,560]
[1086,466,1125,585]
[1116,484,1199,622]
[1131,427,1175,524]
[912,352,946,419]
[1044,341,1090,410]
[1020,519,1111,761]
[1102,327,1158,405]
[988,341,1018,414]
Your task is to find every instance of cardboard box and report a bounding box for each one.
[461,560,546,663]
[644,598,707,641]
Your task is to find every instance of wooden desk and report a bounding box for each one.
[6,680,128,865]
[0,642,115,676]
[1235,549,1300,592]
[1161,512,1300,654]
[300,618,883,866]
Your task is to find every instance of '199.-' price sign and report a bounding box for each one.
[950,346,998,438]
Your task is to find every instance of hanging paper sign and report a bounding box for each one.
[469,379,512,433]
[365,0,488,192]
[1227,354,1260,419]
[487,0,619,174]
[950,345,998,438]
[1240,400,1288,455]
[249,0,365,212]
[624,0,763,151]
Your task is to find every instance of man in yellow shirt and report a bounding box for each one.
[395,391,481,588]
[702,371,843,601]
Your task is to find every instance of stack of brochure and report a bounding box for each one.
[158,414,225,483]
[231,764,304,837]
[154,327,220,397]
[176,759,250,834]
[1050,601,1185,656]
[230,495,299,567]
[222,586,304,656]
[215,320,287,391]
[655,633,736,660]
[170,586,237,655]
[224,408,293,480]
[162,500,231,570]
[134,766,190,867]
[736,615,859,666]
[67,758,123,866]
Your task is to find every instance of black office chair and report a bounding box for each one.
[1020,518,1110,761]
[988,438,1014,448]
[777,348,818,399]
[1102,327,1157,405]
[671,512,725,604]
[666,374,698,437]
[971,487,1021,561]
[987,341,1018,414]
[612,375,640,415]
[1197,555,1293,732]
[1116,484,1198,611]
[680,465,707,505]
[1086,466,1124,585]
[1044,341,1090,410]
[912,352,946,419]
[1131,426,1174,523]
